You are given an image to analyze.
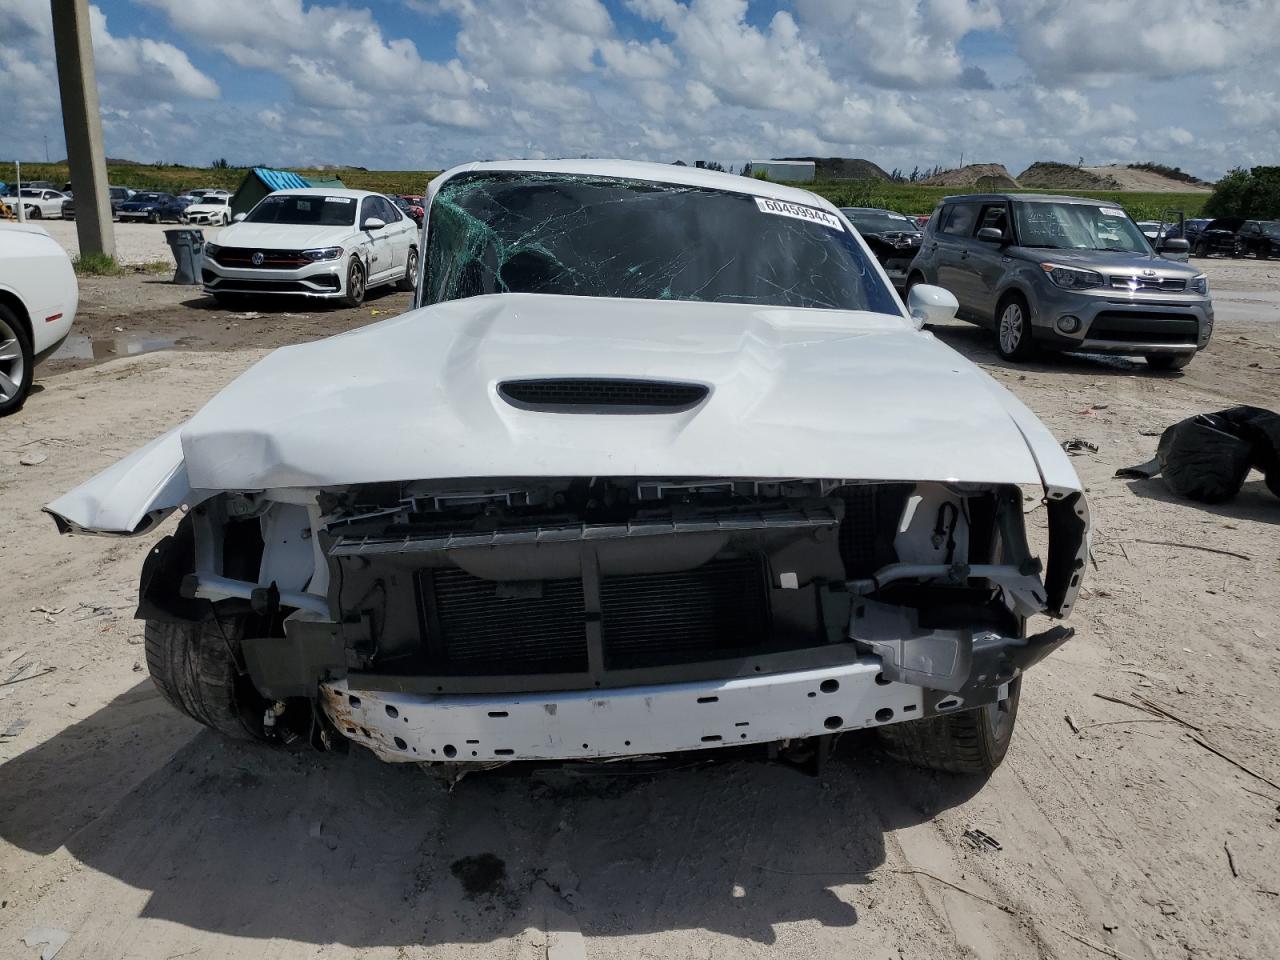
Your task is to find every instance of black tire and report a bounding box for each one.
[1194,240,1208,258]
[877,677,1022,776]
[1258,242,1272,261]
[341,257,366,308]
[28,206,42,220]
[149,211,160,224]
[144,616,270,742]
[0,304,35,417]
[994,293,1037,362]
[1146,353,1193,371]
[395,247,419,292]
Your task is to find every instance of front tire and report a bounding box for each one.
[28,206,42,220]
[1258,242,1272,261]
[0,305,35,417]
[144,616,271,742]
[149,211,160,224]
[877,677,1022,776]
[341,257,366,308]
[995,294,1037,362]
[1146,353,1193,371]
[1194,240,1208,258]
[395,247,419,292]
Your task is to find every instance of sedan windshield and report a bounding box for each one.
[425,172,900,314]
[841,210,918,233]
[202,196,228,206]
[246,194,357,226]
[1013,201,1150,253]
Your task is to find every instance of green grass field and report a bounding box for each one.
[0,162,439,198]
[2,162,1208,221]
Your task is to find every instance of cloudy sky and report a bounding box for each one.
[2,0,1276,180]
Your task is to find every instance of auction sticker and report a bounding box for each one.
[755,197,843,231]
[1099,207,1125,217]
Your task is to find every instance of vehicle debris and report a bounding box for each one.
[962,827,1002,851]
[21,927,70,960]
[1062,438,1099,455]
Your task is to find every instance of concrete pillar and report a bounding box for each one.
[50,0,115,258]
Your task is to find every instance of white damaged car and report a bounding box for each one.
[48,161,1089,777]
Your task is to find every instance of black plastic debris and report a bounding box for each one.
[1116,406,1280,503]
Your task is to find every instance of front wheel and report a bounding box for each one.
[28,206,42,220]
[877,677,1022,776]
[149,211,160,224]
[395,247,419,292]
[1258,242,1272,261]
[145,616,271,742]
[341,257,366,308]
[0,304,35,417]
[1146,353,1193,371]
[995,294,1037,362]
[1194,240,1208,258]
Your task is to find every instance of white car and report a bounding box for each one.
[182,194,232,226]
[201,189,418,306]
[15,188,71,220]
[47,161,1088,779]
[0,222,77,415]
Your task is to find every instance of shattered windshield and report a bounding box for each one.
[1013,201,1151,253]
[424,172,900,314]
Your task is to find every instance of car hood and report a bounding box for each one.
[217,222,354,249]
[169,293,1074,492]
[1014,247,1198,277]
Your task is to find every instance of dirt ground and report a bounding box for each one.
[1,259,1278,960]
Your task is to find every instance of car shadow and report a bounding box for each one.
[0,682,984,948]
[1121,476,1279,525]
[178,285,405,314]
[928,322,1151,377]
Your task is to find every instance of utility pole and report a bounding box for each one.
[50,0,115,258]
[15,160,25,223]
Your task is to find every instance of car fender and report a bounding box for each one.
[44,427,195,536]
[994,271,1040,327]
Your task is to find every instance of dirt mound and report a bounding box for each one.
[1017,162,1120,190]
[919,163,1019,189]
[776,157,891,181]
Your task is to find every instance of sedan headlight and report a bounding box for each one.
[205,242,222,257]
[301,246,343,261]
[1041,263,1105,290]
[1188,274,1208,295]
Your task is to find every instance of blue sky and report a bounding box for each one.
[3,1,1277,180]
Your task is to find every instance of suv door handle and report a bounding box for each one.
[960,250,969,260]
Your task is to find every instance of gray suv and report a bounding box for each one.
[907,194,1213,370]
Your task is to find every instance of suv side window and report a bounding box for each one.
[976,203,1009,237]
[940,203,977,237]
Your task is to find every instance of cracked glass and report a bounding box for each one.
[423,172,900,315]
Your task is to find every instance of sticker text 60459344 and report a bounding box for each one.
[754,197,843,231]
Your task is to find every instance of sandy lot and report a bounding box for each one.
[0,260,1278,960]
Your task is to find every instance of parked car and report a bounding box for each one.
[48,161,1089,781]
[201,189,417,306]
[182,194,233,226]
[1192,218,1244,258]
[392,195,424,225]
[1167,218,1211,245]
[15,188,70,220]
[907,193,1210,370]
[839,207,922,287]
[61,186,135,221]
[117,192,189,223]
[1233,220,1280,259]
[0,222,78,415]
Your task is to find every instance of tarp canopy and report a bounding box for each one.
[229,168,347,216]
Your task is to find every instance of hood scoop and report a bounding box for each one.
[498,378,709,414]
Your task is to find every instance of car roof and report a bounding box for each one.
[942,193,1118,205]
[432,159,840,212]
[265,187,382,199]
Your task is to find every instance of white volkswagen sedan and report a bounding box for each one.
[201,189,418,307]
[0,222,78,415]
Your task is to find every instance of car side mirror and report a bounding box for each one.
[232,213,246,222]
[906,283,959,329]
[976,227,1004,243]
[1158,238,1189,253]
[362,217,386,231]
